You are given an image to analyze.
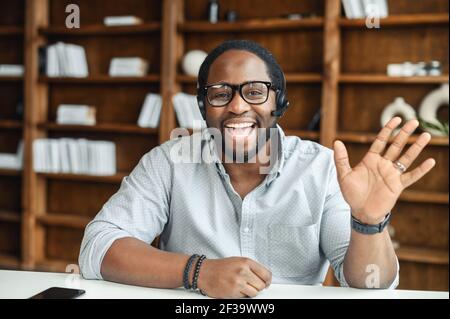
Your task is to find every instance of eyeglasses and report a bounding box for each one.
[203,81,275,107]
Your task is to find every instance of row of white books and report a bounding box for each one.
[0,64,24,77]
[46,42,89,77]
[172,92,206,129]
[342,0,388,19]
[138,93,162,128]
[33,138,116,175]
[109,57,149,77]
[0,141,23,170]
[57,104,97,125]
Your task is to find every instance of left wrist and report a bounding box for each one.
[351,210,389,225]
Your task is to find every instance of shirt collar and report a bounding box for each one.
[202,124,287,186]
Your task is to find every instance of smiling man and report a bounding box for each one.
[79,40,436,298]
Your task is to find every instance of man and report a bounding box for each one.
[79,40,435,298]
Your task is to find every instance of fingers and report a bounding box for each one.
[396,132,432,170]
[248,260,272,288]
[369,117,402,155]
[240,284,259,298]
[334,140,352,179]
[401,158,436,188]
[383,120,419,161]
[245,271,267,292]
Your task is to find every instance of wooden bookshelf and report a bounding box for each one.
[37,172,127,184]
[0,76,24,82]
[332,0,449,291]
[39,75,161,84]
[396,246,449,265]
[0,0,25,271]
[0,211,21,223]
[39,22,161,36]
[38,122,159,135]
[0,26,24,35]
[179,18,324,33]
[339,74,449,84]
[339,13,449,28]
[1,0,447,292]
[337,132,449,146]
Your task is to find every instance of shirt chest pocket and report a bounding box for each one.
[268,224,321,278]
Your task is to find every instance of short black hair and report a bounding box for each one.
[197,40,285,92]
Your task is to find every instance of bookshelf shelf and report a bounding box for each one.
[0,253,20,269]
[0,26,24,35]
[37,214,90,229]
[38,123,159,135]
[37,172,127,184]
[177,73,323,84]
[284,130,320,140]
[0,211,21,223]
[39,75,160,84]
[0,76,23,82]
[396,246,449,265]
[179,18,324,33]
[0,168,22,177]
[39,22,161,36]
[339,13,449,28]
[337,132,449,147]
[0,120,23,130]
[399,190,449,205]
[339,74,449,84]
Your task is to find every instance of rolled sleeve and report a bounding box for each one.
[78,145,172,279]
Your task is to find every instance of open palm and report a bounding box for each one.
[334,117,436,225]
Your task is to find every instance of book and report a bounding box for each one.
[56,104,96,125]
[46,42,89,77]
[362,0,389,18]
[103,16,143,26]
[33,138,117,176]
[173,93,206,129]
[109,57,149,77]
[138,93,162,128]
[0,64,24,77]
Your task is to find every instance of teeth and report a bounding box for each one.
[225,123,254,128]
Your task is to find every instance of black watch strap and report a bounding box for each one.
[351,212,392,235]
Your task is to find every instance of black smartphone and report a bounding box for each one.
[29,287,86,299]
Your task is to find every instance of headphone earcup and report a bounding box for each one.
[197,95,206,120]
[273,90,289,118]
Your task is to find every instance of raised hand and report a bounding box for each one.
[333,117,436,225]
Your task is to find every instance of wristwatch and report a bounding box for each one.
[351,212,392,235]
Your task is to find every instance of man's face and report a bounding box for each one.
[205,50,277,161]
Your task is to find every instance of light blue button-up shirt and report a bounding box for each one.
[79,125,399,287]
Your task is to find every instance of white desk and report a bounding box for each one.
[0,270,447,299]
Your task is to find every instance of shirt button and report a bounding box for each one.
[243,227,250,233]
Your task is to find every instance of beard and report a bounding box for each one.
[221,121,278,163]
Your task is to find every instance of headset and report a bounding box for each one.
[197,72,289,120]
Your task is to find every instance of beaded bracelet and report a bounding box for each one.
[192,254,207,292]
[183,254,199,289]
